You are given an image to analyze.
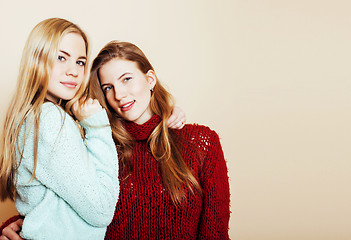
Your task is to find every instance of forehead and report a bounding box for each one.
[99,59,140,82]
[59,32,86,56]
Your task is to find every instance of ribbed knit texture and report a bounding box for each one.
[104,115,230,240]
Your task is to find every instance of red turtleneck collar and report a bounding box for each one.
[122,115,161,141]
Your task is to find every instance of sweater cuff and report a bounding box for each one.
[0,215,23,234]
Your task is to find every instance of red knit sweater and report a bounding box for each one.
[105,115,230,240]
[0,115,230,239]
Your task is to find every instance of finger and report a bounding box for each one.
[6,219,22,233]
[2,226,22,240]
[167,106,182,127]
[90,99,99,107]
[179,112,186,126]
[174,120,183,129]
[167,114,176,125]
[15,219,23,229]
[167,115,177,128]
[92,99,101,106]
[170,115,185,129]
[87,98,94,104]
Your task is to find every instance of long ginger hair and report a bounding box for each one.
[89,41,202,207]
[0,18,90,201]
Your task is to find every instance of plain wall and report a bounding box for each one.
[1,0,350,239]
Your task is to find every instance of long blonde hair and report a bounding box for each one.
[0,18,90,201]
[89,41,202,207]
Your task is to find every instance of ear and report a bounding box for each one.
[146,70,157,90]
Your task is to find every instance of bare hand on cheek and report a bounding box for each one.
[72,97,103,121]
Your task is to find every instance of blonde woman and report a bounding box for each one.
[0,18,120,239]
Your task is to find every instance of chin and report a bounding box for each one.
[122,114,141,123]
[62,94,77,101]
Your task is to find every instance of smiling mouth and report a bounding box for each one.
[120,100,135,112]
[60,82,77,89]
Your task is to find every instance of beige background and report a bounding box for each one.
[1,0,351,239]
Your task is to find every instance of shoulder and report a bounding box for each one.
[20,102,68,134]
[40,102,67,121]
[40,102,75,126]
[175,123,221,151]
[183,124,227,182]
[38,102,78,137]
[184,123,219,139]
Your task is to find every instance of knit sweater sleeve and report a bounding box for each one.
[19,103,119,227]
[197,128,230,239]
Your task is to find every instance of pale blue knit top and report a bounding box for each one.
[15,102,119,240]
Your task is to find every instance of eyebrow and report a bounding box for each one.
[118,72,132,80]
[59,50,86,60]
[100,72,132,88]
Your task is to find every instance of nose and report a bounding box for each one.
[66,62,78,77]
[114,84,127,101]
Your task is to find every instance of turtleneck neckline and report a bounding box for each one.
[123,115,161,141]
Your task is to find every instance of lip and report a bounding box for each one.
[60,81,78,89]
[120,100,135,112]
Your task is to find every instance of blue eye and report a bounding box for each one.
[123,77,132,82]
[58,55,66,61]
[77,60,86,66]
[103,86,113,92]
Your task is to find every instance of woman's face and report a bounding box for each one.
[46,33,87,103]
[99,58,156,125]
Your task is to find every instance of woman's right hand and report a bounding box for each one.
[72,97,103,121]
[0,219,23,240]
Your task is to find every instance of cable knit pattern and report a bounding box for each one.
[105,115,230,240]
[15,102,119,240]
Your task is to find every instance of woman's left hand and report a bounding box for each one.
[167,106,186,129]
[72,97,103,121]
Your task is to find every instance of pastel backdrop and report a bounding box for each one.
[0,1,350,239]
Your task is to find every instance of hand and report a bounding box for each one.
[0,219,23,240]
[72,97,103,121]
[167,106,186,129]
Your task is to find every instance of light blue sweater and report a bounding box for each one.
[15,102,119,240]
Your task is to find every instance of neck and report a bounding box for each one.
[123,114,160,141]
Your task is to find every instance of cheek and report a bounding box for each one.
[48,68,58,83]
[78,68,85,81]
[105,93,119,110]
[134,82,151,99]
[105,93,113,104]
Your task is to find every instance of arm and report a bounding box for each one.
[19,103,119,227]
[198,130,230,239]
